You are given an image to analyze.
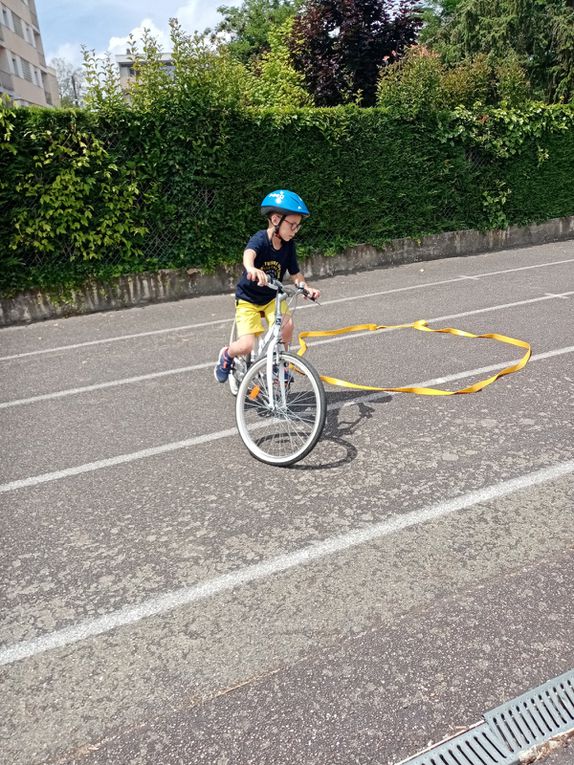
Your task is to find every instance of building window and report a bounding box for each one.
[21,58,32,82]
[10,55,22,78]
[2,6,13,29]
[12,12,23,38]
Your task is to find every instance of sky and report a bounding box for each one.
[36,0,243,67]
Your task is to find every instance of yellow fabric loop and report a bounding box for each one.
[296,320,531,396]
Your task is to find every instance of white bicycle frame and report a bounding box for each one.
[229,280,304,409]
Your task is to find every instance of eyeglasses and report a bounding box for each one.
[282,219,302,232]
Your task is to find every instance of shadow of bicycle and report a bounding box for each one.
[291,389,393,471]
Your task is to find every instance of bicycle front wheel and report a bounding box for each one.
[235,352,326,467]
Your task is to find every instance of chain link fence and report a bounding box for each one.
[1,123,226,297]
[2,106,563,300]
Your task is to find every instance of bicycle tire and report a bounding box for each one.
[235,351,326,467]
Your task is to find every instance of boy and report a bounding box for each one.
[214,189,320,383]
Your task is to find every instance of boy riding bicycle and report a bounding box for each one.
[214,189,321,383]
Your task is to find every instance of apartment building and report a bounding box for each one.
[0,0,59,106]
[116,53,175,94]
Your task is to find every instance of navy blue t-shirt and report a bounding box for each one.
[235,230,300,304]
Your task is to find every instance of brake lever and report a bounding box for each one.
[295,282,320,305]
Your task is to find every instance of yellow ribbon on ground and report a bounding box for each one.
[296,320,532,396]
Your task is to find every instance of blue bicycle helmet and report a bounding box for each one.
[260,189,310,218]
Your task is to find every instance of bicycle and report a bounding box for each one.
[227,277,326,467]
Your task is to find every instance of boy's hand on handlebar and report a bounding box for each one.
[294,280,320,301]
[246,267,269,287]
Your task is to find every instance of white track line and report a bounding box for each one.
[0,318,231,362]
[324,258,574,307]
[1,257,572,361]
[0,362,209,409]
[1,458,573,667]
[2,291,572,410]
[1,345,572,495]
[309,291,573,351]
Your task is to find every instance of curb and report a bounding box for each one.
[1,215,573,327]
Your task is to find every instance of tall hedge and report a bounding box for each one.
[1,101,573,297]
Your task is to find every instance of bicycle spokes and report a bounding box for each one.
[235,352,326,466]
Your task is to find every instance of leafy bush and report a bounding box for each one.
[1,95,573,297]
[377,47,446,117]
[377,47,532,116]
[495,51,532,106]
[441,54,493,108]
[0,109,152,295]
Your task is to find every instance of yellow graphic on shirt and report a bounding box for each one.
[262,260,282,280]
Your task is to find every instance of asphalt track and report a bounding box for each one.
[1,241,573,765]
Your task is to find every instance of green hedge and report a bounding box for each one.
[1,102,573,297]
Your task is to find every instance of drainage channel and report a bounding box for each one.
[397,668,574,765]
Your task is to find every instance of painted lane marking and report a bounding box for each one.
[309,292,574,351]
[1,258,572,362]
[0,362,208,409]
[322,259,574,307]
[1,459,573,667]
[0,318,231,362]
[1,345,573,495]
[2,292,573,410]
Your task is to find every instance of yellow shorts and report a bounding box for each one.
[235,298,290,337]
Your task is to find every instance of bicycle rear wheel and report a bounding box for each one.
[235,351,326,466]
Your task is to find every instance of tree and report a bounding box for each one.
[428,0,574,102]
[418,0,463,51]
[246,17,312,106]
[289,0,423,106]
[215,0,303,64]
[50,57,85,106]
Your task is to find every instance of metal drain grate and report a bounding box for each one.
[397,669,574,765]
[484,669,574,754]
[397,721,514,765]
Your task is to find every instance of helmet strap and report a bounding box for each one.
[272,214,286,244]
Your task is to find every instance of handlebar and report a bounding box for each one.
[266,276,318,303]
[265,276,283,293]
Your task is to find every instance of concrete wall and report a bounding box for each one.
[1,215,573,326]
